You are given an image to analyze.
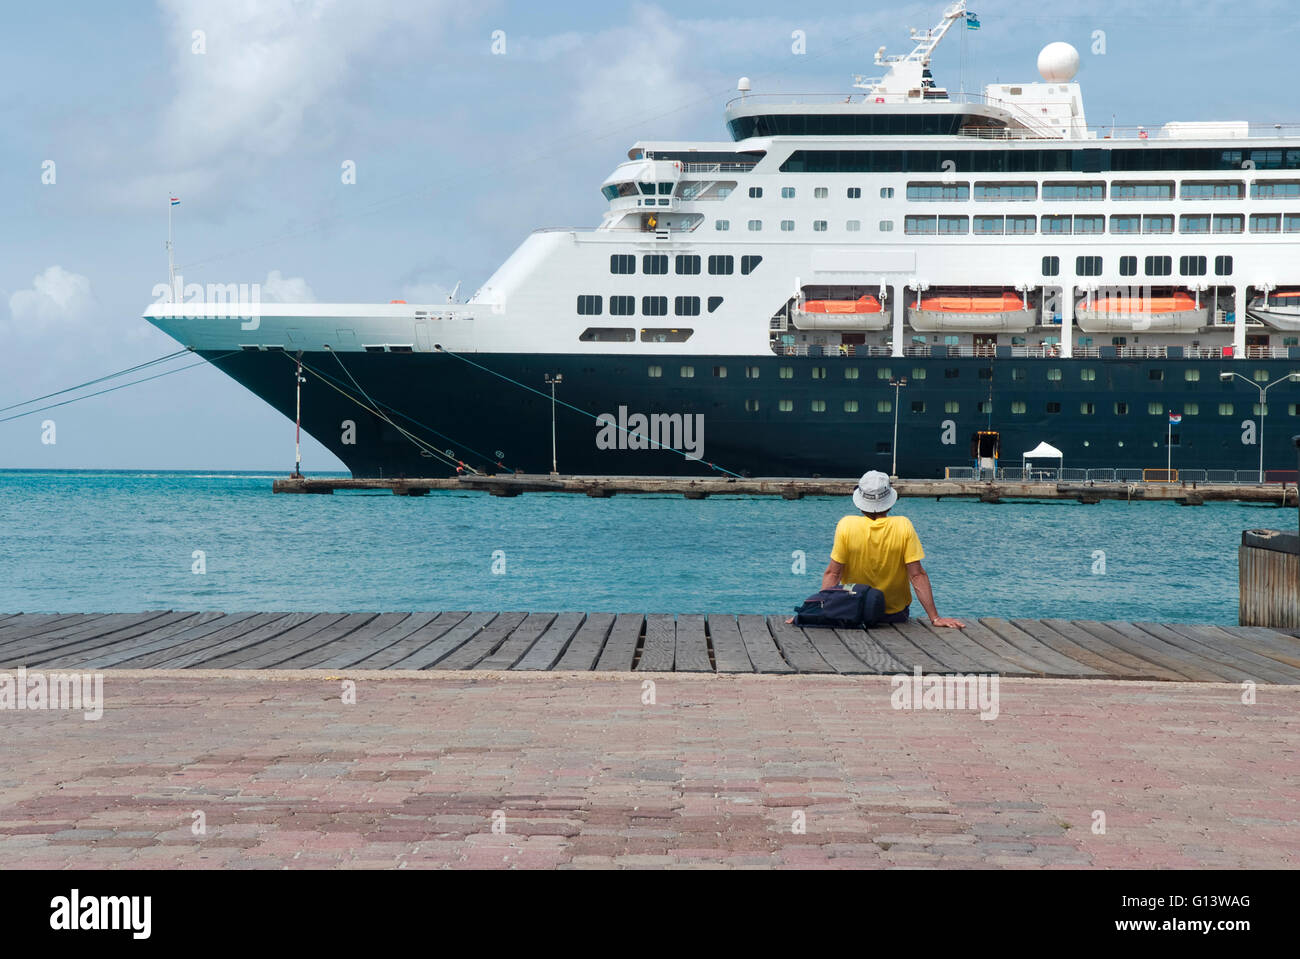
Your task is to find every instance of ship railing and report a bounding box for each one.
[773,343,891,357]
[679,161,756,174]
[943,467,1292,484]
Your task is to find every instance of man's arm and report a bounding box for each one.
[906,560,965,628]
[821,560,845,591]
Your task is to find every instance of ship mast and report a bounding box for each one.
[855,0,968,95]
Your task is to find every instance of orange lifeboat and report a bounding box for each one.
[917,292,1024,313]
[800,294,883,314]
[1081,292,1198,314]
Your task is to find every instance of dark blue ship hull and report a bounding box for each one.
[201,349,1300,479]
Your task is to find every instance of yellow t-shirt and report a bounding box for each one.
[829,514,925,614]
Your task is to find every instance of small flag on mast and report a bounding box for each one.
[1168,413,1182,425]
[170,196,180,206]
[966,12,980,29]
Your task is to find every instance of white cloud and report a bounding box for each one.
[7,266,94,329]
[260,270,316,303]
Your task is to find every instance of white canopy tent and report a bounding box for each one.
[1022,441,1063,479]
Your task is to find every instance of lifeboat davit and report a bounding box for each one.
[1248,290,1300,331]
[907,291,1036,333]
[1074,291,1209,333]
[792,294,887,330]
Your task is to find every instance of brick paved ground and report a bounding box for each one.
[0,671,1296,869]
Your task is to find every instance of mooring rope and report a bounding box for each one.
[0,349,191,416]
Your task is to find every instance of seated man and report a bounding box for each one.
[821,471,965,628]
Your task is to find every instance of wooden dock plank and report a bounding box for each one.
[312,612,436,669]
[942,620,1054,675]
[1101,620,1256,683]
[767,617,834,673]
[35,612,234,669]
[869,625,947,674]
[636,614,676,671]
[888,621,996,673]
[0,613,96,645]
[704,615,753,673]
[351,611,469,669]
[245,612,382,669]
[0,612,174,662]
[594,614,644,671]
[1008,618,1152,679]
[832,629,907,673]
[514,612,586,670]
[6,612,197,666]
[275,612,411,669]
[979,618,1108,677]
[1069,621,1224,683]
[435,612,529,670]
[148,613,311,669]
[553,612,616,671]
[476,612,557,670]
[1187,625,1300,670]
[198,614,347,668]
[799,627,875,674]
[388,611,498,669]
[1036,619,1187,681]
[673,614,713,673]
[1144,623,1300,685]
[735,616,792,673]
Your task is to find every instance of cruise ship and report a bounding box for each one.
[146,1,1300,480]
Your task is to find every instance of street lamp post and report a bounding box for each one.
[888,377,907,477]
[544,373,563,475]
[1219,370,1300,482]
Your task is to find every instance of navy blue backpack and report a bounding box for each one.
[793,583,887,629]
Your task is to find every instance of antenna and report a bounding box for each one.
[166,193,177,301]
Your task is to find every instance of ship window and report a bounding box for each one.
[749,186,763,198]
[1182,180,1243,199]
[812,366,827,379]
[748,219,763,231]
[1179,256,1207,276]
[781,187,796,198]
[779,400,793,412]
[1286,215,1300,232]
[641,295,668,315]
[815,187,828,198]
[944,401,959,413]
[639,182,655,195]
[1081,368,1096,381]
[708,254,734,274]
[641,328,693,343]
[1076,256,1102,276]
[715,219,730,231]
[1185,369,1200,382]
[388,345,414,353]
[708,296,723,313]
[904,215,937,235]
[648,365,662,377]
[1011,401,1026,414]
[814,220,828,231]
[809,399,827,412]
[576,295,603,315]
[1184,403,1199,415]
[846,220,861,231]
[978,368,993,380]
[879,220,895,232]
[944,367,959,378]
[974,182,1036,201]
[1080,402,1095,415]
[1007,215,1036,235]
[974,215,1004,235]
[1149,369,1165,380]
[1046,402,1061,413]
[1144,255,1172,276]
[780,220,795,231]
[1114,402,1127,414]
[745,366,759,378]
[741,255,763,274]
[1047,368,1062,381]
[779,366,793,379]
[1012,368,1026,380]
[363,345,385,353]
[911,368,926,380]
[1250,213,1282,233]
[610,295,635,315]
[1143,215,1174,234]
[877,367,893,380]
[944,336,960,346]
[1180,214,1211,234]
[1113,181,1174,200]
[674,296,701,316]
[610,254,636,275]
[745,398,759,411]
[579,327,634,342]
[880,187,894,198]
[656,181,670,195]
[1110,215,1141,235]
[1214,255,1233,276]
[1219,403,1234,415]
[907,183,970,201]
[643,254,668,274]
[847,187,862,198]
[680,366,695,377]
[713,365,727,378]
[1252,180,1300,198]
[1042,215,1072,234]
[1042,256,1060,276]
[1213,214,1244,233]
[911,401,926,413]
[1254,369,1270,382]
[1119,255,1137,276]
[845,367,860,379]
[844,399,859,413]
[1148,402,1164,415]
[937,215,967,234]
[1112,336,1127,345]
[1074,215,1104,234]
[676,254,701,274]
[876,400,891,413]
[1042,182,1105,200]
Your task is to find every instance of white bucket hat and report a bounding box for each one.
[852,470,898,513]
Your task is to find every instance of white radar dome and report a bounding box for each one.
[737,76,751,92]
[1037,42,1079,82]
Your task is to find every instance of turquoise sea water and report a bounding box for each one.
[0,470,1283,624]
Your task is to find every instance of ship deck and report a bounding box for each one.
[3,610,1298,683]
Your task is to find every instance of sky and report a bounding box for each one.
[1,0,1296,470]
